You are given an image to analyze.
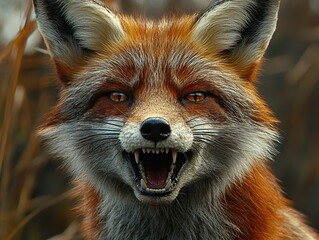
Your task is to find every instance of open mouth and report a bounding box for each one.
[125,149,193,196]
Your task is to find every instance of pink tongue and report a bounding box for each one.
[143,159,171,189]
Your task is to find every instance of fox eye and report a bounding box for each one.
[109,91,128,103]
[185,92,207,103]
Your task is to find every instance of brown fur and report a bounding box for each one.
[73,180,102,239]
[224,163,287,239]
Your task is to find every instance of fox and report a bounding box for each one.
[33,0,319,239]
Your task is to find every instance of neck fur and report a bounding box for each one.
[75,163,287,240]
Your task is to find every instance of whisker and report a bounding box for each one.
[193,133,219,137]
[182,152,191,162]
[73,128,122,132]
[186,114,225,124]
[74,120,124,129]
[77,137,120,145]
[110,149,123,162]
[101,121,125,128]
[89,140,121,153]
[80,138,119,145]
[192,144,207,163]
[109,102,129,117]
[191,121,222,126]
[193,137,216,145]
[77,133,120,141]
[186,116,203,124]
[192,129,219,133]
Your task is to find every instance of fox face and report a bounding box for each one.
[35,0,279,207]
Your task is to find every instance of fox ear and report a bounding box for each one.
[33,0,125,83]
[192,0,280,80]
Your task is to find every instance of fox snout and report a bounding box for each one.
[119,113,194,201]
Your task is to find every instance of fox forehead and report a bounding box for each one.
[76,16,224,76]
[118,15,195,50]
[71,17,238,94]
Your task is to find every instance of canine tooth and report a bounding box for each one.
[172,150,177,164]
[141,179,147,189]
[134,150,139,164]
[165,179,172,190]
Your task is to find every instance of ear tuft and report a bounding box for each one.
[192,0,280,74]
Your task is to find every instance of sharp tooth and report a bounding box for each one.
[142,148,146,154]
[152,149,155,154]
[156,149,159,154]
[165,148,169,154]
[165,179,172,190]
[160,149,164,153]
[172,150,177,164]
[146,149,151,154]
[134,150,139,164]
[141,179,147,189]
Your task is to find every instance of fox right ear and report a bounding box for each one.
[33,0,125,83]
[192,0,280,81]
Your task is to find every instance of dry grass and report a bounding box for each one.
[0,0,318,239]
[0,1,78,239]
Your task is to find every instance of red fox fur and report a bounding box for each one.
[33,0,318,239]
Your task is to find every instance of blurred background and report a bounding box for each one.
[0,0,318,239]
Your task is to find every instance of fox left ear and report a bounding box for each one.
[192,0,280,80]
[33,0,125,84]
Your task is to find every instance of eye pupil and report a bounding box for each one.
[186,92,206,103]
[109,92,128,103]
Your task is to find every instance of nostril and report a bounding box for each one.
[140,117,171,142]
[141,123,152,135]
[159,123,170,135]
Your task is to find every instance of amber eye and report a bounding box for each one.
[185,92,207,103]
[109,91,128,103]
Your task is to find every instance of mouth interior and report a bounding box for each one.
[126,149,192,196]
[141,152,171,189]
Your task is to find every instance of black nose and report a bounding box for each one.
[140,117,171,142]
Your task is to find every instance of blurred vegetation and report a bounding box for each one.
[262,0,319,231]
[0,0,318,239]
